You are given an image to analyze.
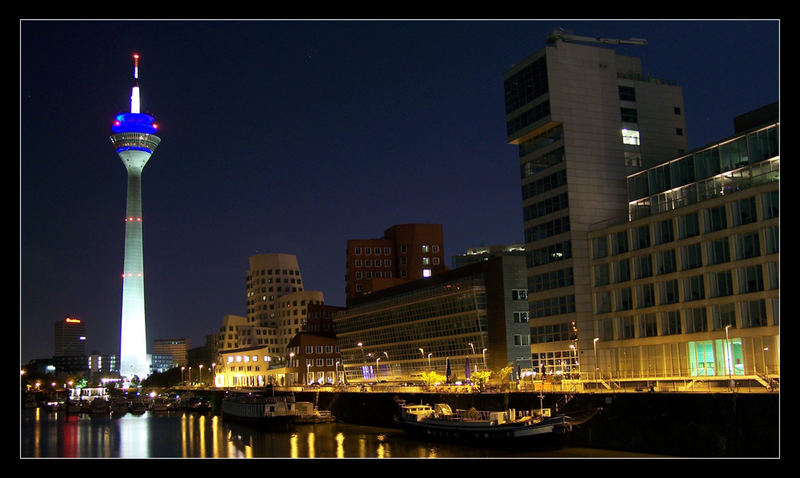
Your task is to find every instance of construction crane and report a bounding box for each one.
[546,29,648,46]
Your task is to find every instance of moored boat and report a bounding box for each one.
[294,401,336,424]
[221,391,297,429]
[128,399,148,414]
[394,400,573,448]
[89,398,111,414]
[110,398,128,416]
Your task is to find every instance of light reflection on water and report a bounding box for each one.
[20,408,645,459]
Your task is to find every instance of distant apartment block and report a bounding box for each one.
[346,224,447,302]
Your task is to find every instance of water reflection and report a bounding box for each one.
[21,408,642,458]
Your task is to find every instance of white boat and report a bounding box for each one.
[395,400,573,448]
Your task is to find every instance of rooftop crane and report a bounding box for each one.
[546,29,648,46]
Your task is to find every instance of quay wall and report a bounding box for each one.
[195,389,778,457]
[297,390,779,457]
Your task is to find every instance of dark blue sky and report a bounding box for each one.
[20,20,779,363]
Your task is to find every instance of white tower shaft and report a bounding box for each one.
[110,53,160,382]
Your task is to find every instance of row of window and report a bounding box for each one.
[530,294,575,319]
[531,322,577,344]
[596,298,776,341]
[628,124,778,201]
[521,168,567,201]
[304,345,339,354]
[594,263,778,313]
[593,228,778,286]
[595,192,777,259]
[524,215,570,242]
[523,192,568,222]
[353,246,393,255]
[352,245,441,255]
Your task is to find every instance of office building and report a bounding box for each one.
[503,32,687,376]
[286,332,342,385]
[334,255,531,383]
[152,338,189,368]
[346,223,447,302]
[54,316,86,357]
[586,108,778,389]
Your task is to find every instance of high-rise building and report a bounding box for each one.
[110,53,161,381]
[345,224,447,302]
[53,316,86,357]
[502,33,687,376]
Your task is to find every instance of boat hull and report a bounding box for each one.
[397,415,572,449]
[221,397,298,430]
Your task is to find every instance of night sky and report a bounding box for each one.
[20,20,779,363]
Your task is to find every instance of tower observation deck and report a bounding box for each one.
[110,53,161,382]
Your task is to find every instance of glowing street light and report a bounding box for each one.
[725,325,733,390]
[593,337,599,380]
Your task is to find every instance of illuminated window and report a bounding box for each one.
[622,129,640,145]
[422,269,432,278]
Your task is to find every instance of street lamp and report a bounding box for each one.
[427,353,432,371]
[468,342,475,355]
[376,357,381,379]
[481,348,487,370]
[725,325,733,391]
[593,337,599,380]
[181,366,185,386]
[306,362,312,385]
[289,353,295,386]
[199,364,204,386]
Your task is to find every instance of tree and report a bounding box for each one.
[497,364,514,391]
[420,371,446,388]
[472,370,492,391]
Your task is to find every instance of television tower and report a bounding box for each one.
[110,53,161,381]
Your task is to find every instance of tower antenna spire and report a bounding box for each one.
[130,52,140,114]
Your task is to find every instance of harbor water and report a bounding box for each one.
[20,408,655,459]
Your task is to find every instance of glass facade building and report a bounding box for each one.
[334,255,531,383]
[588,117,779,389]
